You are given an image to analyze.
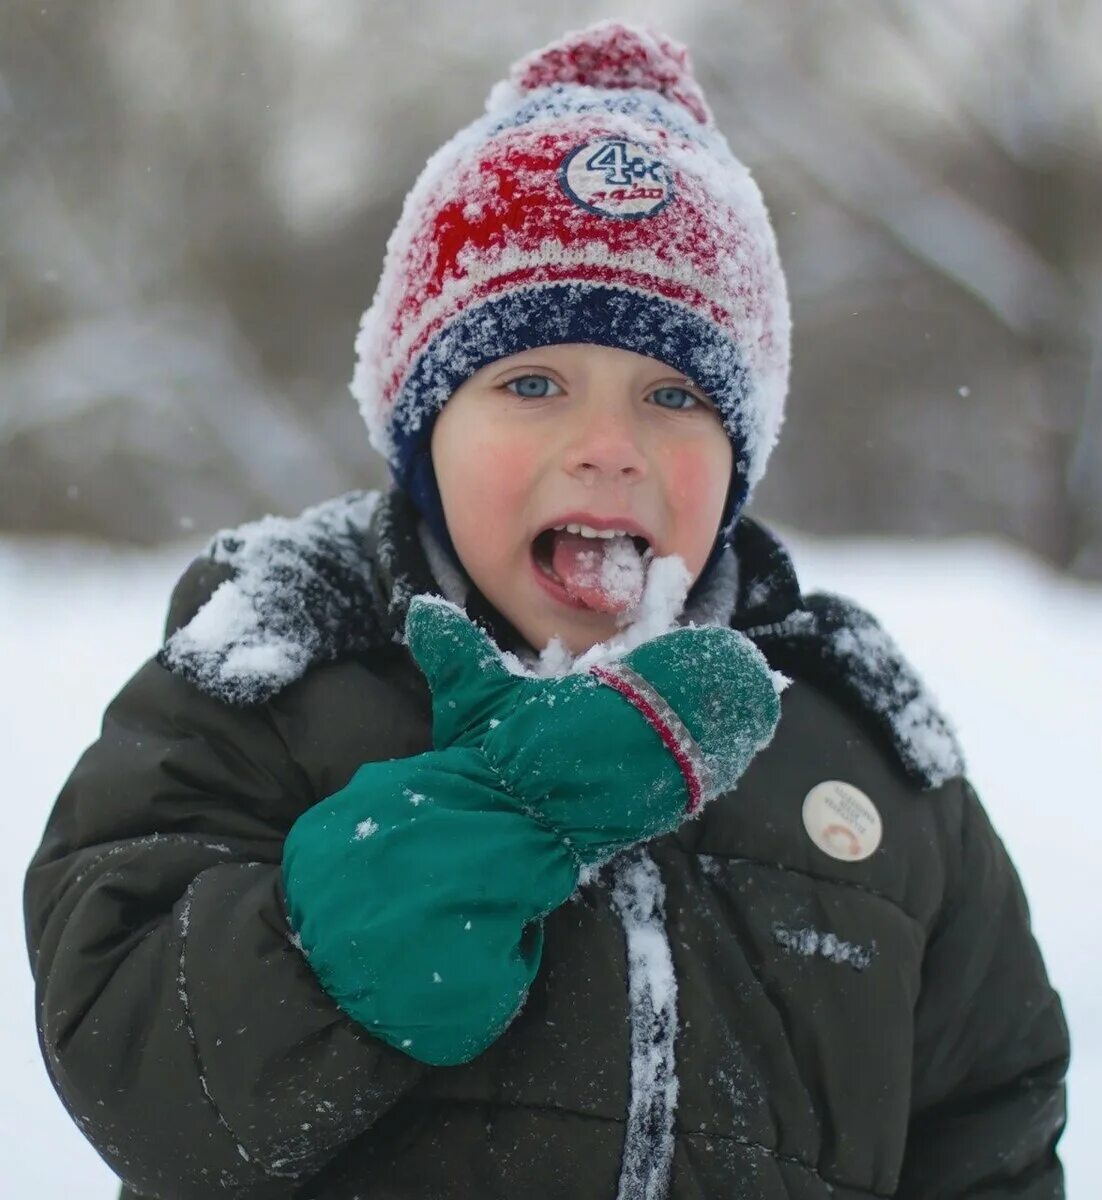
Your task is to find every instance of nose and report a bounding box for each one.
[562,403,648,484]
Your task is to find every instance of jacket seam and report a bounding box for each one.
[176,869,306,1182]
[421,1096,886,1198]
[689,850,926,928]
[678,1127,891,1198]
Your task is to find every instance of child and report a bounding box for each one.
[25,22,1068,1200]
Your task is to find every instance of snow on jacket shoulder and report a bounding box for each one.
[24,489,1069,1200]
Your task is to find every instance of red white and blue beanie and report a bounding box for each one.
[350,21,791,583]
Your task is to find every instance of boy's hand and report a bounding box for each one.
[405,596,781,863]
[282,596,781,1066]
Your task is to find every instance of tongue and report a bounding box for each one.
[550,531,646,613]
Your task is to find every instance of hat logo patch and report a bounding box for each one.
[802,781,882,862]
[559,139,674,219]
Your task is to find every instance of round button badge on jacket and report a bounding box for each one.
[802,781,883,862]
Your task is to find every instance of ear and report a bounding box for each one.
[404,595,515,746]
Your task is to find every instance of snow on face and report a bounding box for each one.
[429,342,731,657]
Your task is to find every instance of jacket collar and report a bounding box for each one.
[160,487,962,788]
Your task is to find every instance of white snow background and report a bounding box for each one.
[3,530,1099,1195]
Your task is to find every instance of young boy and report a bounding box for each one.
[25,22,1068,1200]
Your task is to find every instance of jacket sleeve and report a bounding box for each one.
[23,560,428,1200]
[897,779,1069,1198]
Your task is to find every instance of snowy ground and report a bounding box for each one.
[4,529,1099,1195]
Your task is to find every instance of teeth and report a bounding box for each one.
[552,522,632,539]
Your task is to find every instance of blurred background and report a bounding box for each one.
[2,0,1100,573]
[3,3,1102,1195]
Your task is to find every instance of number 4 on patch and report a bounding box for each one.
[586,141,663,186]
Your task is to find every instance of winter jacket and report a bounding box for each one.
[24,488,1069,1200]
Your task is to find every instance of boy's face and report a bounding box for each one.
[430,343,733,655]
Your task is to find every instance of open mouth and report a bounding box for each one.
[531,525,653,613]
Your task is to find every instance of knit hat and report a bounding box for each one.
[351,21,790,589]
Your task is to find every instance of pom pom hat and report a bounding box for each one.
[351,21,790,579]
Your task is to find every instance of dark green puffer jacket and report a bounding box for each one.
[24,489,1068,1199]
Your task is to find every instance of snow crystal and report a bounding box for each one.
[600,538,646,608]
[770,670,793,695]
[573,553,692,672]
[831,618,963,786]
[353,818,378,841]
[535,635,575,677]
[610,852,679,1200]
[160,490,383,706]
[772,924,876,972]
[742,596,964,789]
[695,853,723,880]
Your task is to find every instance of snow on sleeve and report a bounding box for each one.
[160,490,381,705]
[744,590,965,790]
[829,614,964,788]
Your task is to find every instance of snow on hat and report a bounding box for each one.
[350,20,790,568]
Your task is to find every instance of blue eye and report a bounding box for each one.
[505,374,562,399]
[650,385,699,411]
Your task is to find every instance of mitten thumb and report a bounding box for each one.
[404,595,518,747]
[619,625,782,801]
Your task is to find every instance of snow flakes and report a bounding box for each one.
[772,924,876,973]
[160,490,383,706]
[610,851,679,1200]
[573,553,692,674]
[353,819,379,841]
[828,609,964,786]
[744,592,965,789]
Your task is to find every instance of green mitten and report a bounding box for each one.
[404,595,782,862]
[283,596,781,1067]
[283,745,577,1066]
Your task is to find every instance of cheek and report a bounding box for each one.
[659,438,732,572]
[463,434,539,505]
[662,441,730,514]
[438,428,541,548]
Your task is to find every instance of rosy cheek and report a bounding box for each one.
[481,433,541,503]
[663,444,727,510]
[660,441,731,567]
[448,430,541,551]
